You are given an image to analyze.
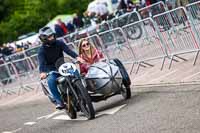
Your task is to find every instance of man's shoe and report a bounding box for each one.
[56,104,65,110]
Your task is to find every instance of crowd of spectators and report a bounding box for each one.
[54,14,85,38]
[52,0,199,42]
[0,41,35,63]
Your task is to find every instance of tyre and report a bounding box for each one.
[112,58,131,87]
[121,85,131,100]
[75,80,95,120]
[126,25,142,40]
[112,58,131,99]
[63,95,77,119]
[58,82,77,119]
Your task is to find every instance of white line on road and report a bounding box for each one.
[52,104,127,121]
[96,104,127,116]
[37,110,64,120]
[53,115,87,121]
[24,122,36,126]
[2,128,22,133]
[45,110,64,119]
[37,116,47,120]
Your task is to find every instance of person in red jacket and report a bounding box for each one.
[79,38,103,75]
[54,19,68,37]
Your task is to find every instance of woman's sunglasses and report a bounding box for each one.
[82,43,90,48]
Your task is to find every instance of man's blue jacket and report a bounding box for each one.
[38,40,78,73]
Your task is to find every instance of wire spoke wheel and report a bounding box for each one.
[126,25,143,40]
[112,58,131,100]
[75,80,95,120]
[64,95,77,119]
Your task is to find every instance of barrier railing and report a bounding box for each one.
[109,11,141,29]
[98,27,136,64]
[186,1,200,65]
[122,18,168,72]
[24,45,40,57]
[0,58,40,99]
[153,7,200,68]
[0,63,13,85]
[0,46,41,99]
[186,1,200,24]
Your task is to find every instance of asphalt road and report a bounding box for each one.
[1,84,200,133]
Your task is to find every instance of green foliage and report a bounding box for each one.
[0,0,24,21]
[0,0,91,44]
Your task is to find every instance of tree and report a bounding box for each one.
[0,0,24,21]
[0,0,91,45]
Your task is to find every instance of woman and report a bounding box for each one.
[79,38,103,75]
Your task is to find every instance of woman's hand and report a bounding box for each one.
[99,58,106,62]
[76,57,86,64]
[40,72,47,80]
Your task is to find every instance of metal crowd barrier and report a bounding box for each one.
[186,1,200,65]
[98,22,110,32]
[24,46,40,56]
[122,18,168,72]
[0,63,13,85]
[153,7,200,68]
[109,11,141,29]
[98,27,136,64]
[0,46,41,99]
[186,1,200,24]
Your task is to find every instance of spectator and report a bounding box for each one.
[118,0,134,10]
[166,0,176,10]
[16,43,23,52]
[8,42,16,51]
[66,21,75,33]
[175,0,189,25]
[189,0,198,3]
[82,11,92,27]
[148,0,158,5]
[73,14,84,28]
[54,19,68,37]
[1,44,13,56]
[140,0,146,7]
[23,41,30,50]
[0,45,3,59]
[95,2,109,20]
[176,0,189,7]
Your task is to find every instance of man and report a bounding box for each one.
[54,19,68,38]
[118,0,134,10]
[66,21,75,33]
[38,26,83,109]
[1,44,13,56]
[0,45,3,58]
[176,0,189,7]
[73,14,84,28]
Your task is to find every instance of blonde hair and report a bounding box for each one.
[78,38,95,56]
